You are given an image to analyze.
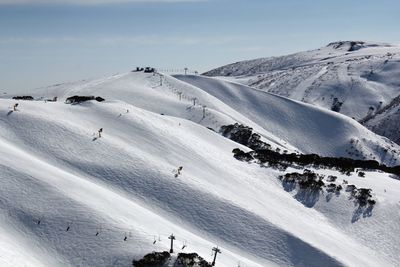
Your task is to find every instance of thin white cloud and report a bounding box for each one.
[0,35,238,46]
[97,35,238,46]
[0,0,205,5]
[0,36,80,44]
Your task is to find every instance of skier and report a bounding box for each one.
[13,103,18,111]
[177,166,183,175]
[98,128,103,138]
[174,166,183,177]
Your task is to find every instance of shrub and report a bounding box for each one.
[12,96,34,100]
[221,123,271,150]
[65,95,105,104]
[353,188,373,206]
[144,67,155,73]
[280,170,325,191]
[176,253,212,267]
[325,183,342,193]
[223,123,400,176]
[345,186,376,206]
[331,97,343,112]
[232,149,253,162]
[132,251,170,267]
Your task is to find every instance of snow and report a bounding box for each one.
[174,74,400,166]
[204,41,400,146]
[0,70,400,266]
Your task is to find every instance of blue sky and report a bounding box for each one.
[0,0,399,92]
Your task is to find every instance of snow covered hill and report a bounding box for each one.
[1,71,400,267]
[204,41,400,145]
[174,74,400,166]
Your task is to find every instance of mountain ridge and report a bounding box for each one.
[204,41,400,146]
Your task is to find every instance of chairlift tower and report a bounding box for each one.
[168,234,176,253]
[211,246,221,266]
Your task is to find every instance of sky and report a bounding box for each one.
[0,0,399,92]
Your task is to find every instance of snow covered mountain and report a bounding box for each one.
[1,71,400,266]
[204,41,400,145]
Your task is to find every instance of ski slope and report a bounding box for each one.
[1,71,400,266]
[174,74,400,166]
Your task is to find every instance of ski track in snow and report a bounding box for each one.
[291,66,328,100]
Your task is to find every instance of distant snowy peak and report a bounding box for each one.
[204,41,400,146]
[326,41,393,52]
[204,40,399,77]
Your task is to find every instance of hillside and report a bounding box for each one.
[362,94,400,145]
[174,74,399,166]
[204,41,400,144]
[1,71,400,266]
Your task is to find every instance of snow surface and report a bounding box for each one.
[1,71,400,266]
[204,41,400,145]
[174,74,400,166]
